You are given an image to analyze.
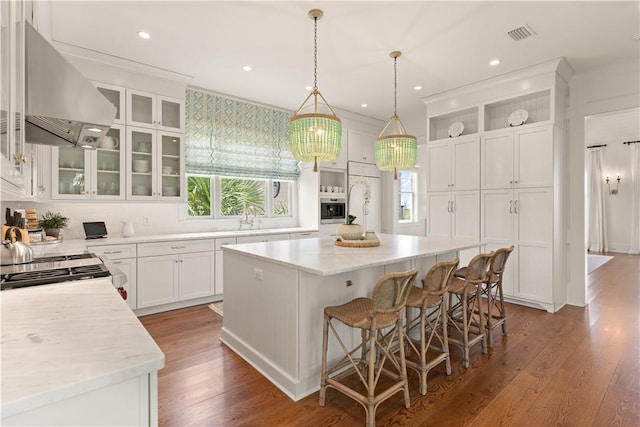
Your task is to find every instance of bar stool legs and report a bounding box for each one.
[319,268,418,427]
[447,252,492,368]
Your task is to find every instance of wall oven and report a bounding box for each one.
[320,199,346,224]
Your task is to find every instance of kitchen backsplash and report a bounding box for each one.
[0,201,298,239]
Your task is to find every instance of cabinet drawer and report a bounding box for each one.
[236,233,290,244]
[87,244,137,260]
[138,239,214,257]
[215,237,236,251]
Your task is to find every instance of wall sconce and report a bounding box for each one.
[606,175,621,195]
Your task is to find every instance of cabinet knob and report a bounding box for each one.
[12,153,26,164]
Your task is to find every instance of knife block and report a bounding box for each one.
[2,225,29,243]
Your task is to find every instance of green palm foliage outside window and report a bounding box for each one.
[187,176,211,217]
[220,178,265,216]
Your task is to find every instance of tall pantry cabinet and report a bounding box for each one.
[423,58,572,313]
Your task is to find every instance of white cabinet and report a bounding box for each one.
[214,237,236,295]
[1,1,26,192]
[347,130,376,164]
[137,240,214,309]
[1,373,155,427]
[127,126,184,200]
[52,124,126,199]
[319,129,347,169]
[126,89,184,132]
[481,125,554,190]
[87,243,138,310]
[236,233,290,244]
[93,82,125,125]
[427,191,480,241]
[481,187,553,305]
[427,135,480,192]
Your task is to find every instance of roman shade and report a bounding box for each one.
[185,89,300,180]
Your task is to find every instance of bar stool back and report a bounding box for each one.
[319,268,419,427]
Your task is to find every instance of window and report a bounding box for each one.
[187,175,291,219]
[399,171,417,222]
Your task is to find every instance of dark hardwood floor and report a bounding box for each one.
[140,253,640,426]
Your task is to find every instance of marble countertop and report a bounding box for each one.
[29,227,317,257]
[0,279,165,418]
[222,234,484,276]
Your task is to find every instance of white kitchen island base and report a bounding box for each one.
[221,235,483,401]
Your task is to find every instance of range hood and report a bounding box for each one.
[25,22,116,149]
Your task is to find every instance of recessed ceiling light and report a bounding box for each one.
[361,103,368,108]
[137,31,151,39]
[242,65,252,71]
[413,85,423,91]
[489,59,501,66]
[305,86,313,91]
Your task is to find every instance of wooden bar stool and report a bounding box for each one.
[481,246,514,345]
[404,258,459,395]
[447,252,492,368]
[319,268,418,427]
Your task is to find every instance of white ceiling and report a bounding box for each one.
[45,1,640,134]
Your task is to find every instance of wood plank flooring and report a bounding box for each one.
[140,252,640,426]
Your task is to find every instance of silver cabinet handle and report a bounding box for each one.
[509,200,513,213]
[447,201,451,212]
[514,200,518,214]
[171,245,186,250]
[104,250,123,255]
[451,201,455,213]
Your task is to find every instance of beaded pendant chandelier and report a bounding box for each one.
[375,51,417,180]
[289,9,342,172]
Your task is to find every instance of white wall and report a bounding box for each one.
[567,58,640,306]
[585,107,639,253]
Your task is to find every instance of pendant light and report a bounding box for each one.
[375,51,417,180]
[290,9,342,172]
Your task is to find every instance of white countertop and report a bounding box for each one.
[222,234,484,276]
[0,279,165,418]
[28,227,317,257]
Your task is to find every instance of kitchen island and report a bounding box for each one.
[1,279,164,426]
[220,234,483,401]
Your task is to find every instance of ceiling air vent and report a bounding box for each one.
[507,24,536,41]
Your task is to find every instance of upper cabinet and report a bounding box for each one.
[481,125,554,190]
[347,130,376,164]
[94,82,125,125]
[126,89,184,132]
[52,124,126,200]
[427,135,480,192]
[1,0,26,192]
[127,126,183,201]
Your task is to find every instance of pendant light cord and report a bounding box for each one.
[313,16,318,91]
[393,55,398,116]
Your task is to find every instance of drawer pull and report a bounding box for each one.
[171,245,186,250]
[104,250,123,255]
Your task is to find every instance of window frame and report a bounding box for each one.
[398,170,418,223]
[186,174,293,220]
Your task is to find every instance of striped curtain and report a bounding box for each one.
[185,89,299,180]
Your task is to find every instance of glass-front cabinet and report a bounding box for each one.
[52,124,126,199]
[1,0,26,190]
[127,126,183,200]
[126,89,184,132]
[94,82,125,125]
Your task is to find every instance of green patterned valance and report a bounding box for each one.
[185,89,300,180]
